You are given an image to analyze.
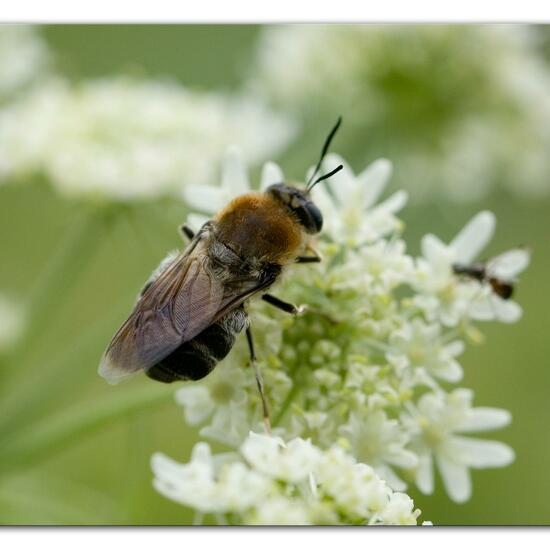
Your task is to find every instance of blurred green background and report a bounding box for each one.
[0,25,549,525]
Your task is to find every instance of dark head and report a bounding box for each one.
[267,183,323,234]
[266,116,344,235]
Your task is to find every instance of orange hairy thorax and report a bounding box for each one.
[214,193,304,264]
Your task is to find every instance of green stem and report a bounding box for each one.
[272,365,306,427]
[0,383,173,473]
[0,303,129,436]
[6,204,115,367]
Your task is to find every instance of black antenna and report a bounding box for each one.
[308,164,343,191]
[306,116,342,192]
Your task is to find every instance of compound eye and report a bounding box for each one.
[304,201,323,234]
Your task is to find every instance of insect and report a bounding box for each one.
[452,248,530,300]
[99,117,344,430]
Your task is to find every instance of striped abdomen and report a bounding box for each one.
[145,307,248,383]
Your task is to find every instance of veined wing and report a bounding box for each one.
[98,231,278,384]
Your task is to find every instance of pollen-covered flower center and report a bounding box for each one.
[419,418,446,447]
[345,206,362,228]
[355,437,383,464]
[438,282,457,305]
[408,345,426,365]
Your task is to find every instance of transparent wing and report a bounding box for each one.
[99,233,277,384]
[486,248,530,280]
[99,240,223,383]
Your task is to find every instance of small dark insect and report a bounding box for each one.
[452,248,530,300]
[99,117,344,430]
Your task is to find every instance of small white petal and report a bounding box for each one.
[494,298,523,323]
[458,407,512,432]
[260,161,284,190]
[450,210,496,263]
[445,340,465,357]
[415,452,434,495]
[377,190,408,214]
[221,146,250,196]
[435,360,463,383]
[304,165,316,185]
[421,234,449,265]
[487,248,530,279]
[321,153,356,205]
[151,452,183,480]
[357,158,393,208]
[375,464,407,492]
[190,442,214,465]
[250,496,311,525]
[436,454,472,503]
[385,448,419,470]
[469,297,496,321]
[186,213,210,230]
[183,184,226,213]
[450,436,515,468]
[175,386,215,425]
[310,183,336,212]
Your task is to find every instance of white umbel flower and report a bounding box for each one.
[414,211,528,326]
[250,25,550,200]
[387,319,465,383]
[241,431,321,483]
[247,496,311,525]
[176,360,250,448]
[379,493,421,525]
[0,25,50,100]
[181,146,274,229]
[339,411,418,491]
[183,148,406,250]
[0,77,294,201]
[403,389,514,503]
[152,433,424,525]
[163,150,525,521]
[311,154,407,246]
[183,146,259,217]
[151,443,219,513]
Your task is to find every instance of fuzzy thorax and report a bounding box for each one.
[214,193,304,265]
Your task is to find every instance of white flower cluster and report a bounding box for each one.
[0,25,50,102]
[0,77,294,202]
[152,150,527,524]
[152,432,421,525]
[249,25,550,201]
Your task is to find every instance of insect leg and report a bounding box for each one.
[245,325,271,434]
[296,256,321,264]
[262,293,340,325]
[262,293,306,315]
[179,224,196,242]
[296,247,322,264]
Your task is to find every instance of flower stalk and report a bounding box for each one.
[5,205,114,368]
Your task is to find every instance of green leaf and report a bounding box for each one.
[0,472,123,525]
[0,382,174,472]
